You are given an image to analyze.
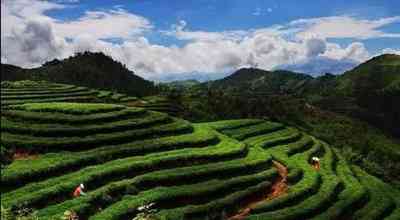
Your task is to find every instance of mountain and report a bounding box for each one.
[315,54,400,136]
[336,54,400,95]
[162,79,201,90]
[148,71,230,82]
[208,68,313,94]
[1,64,28,81]
[170,54,400,185]
[278,56,358,76]
[204,54,400,137]
[1,52,157,97]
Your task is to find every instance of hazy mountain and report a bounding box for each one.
[162,80,201,90]
[278,56,359,76]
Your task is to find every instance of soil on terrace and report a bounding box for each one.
[228,160,288,220]
[13,149,38,160]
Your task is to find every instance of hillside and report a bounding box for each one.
[301,54,400,136]
[0,80,185,119]
[1,100,399,219]
[164,54,400,187]
[162,80,201,90]
[208,68,313,94]
[1,52,157,97]
[199,54,400,137]
[0,58,399,219]
[3,1,400,219]
[323,54,400,136]
[1,64,27,80]
[0,81,99,106]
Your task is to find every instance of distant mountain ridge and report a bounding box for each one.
[2,52,399,135]
[162,80,201,90]
[206,54,400,136]
[149,71,231,82]
[208,68,313,94]
[1,52,157,97]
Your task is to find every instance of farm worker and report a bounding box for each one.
[73,183,86,197]
[311,156,320,169]
[137,202,156,212]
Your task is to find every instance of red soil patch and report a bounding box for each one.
[267,161,289,199]
[228,160,288,220]
[13,149,38,160]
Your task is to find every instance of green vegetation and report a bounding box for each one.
[94,90,139,102]
[1,101,399,219]
[1,52,157,97]
[7,102,126,115]
[208,120,399,220]
[161,54,400,187]
[1,144,13,168]
[352,166,400,220]
[1,205,39,220]
[0,80,178,117]
[136,96,183,116]
[1,81,98,106]
[1,53,400,220]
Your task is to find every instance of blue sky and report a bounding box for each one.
[47,0,400,51]
[2,0,400,81]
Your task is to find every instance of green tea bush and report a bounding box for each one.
[2,114,397,220]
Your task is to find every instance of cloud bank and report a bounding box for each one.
[2,0,399,80]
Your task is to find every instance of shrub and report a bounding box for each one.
[1,144,13,168]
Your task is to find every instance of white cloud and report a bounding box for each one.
[323,42,370,62]
[381,48,400,55]
[1,0,70,67]
[163,20,248,42]
[1,0,62,36]
[252,7,273,16]
[305,38,327,57]
[1,0,399,79]
[55,0,80,3]
[1,0,151,67]
[252,8,262,16]
[292,16,400,40]
[2,20,69,66]
[54,9,152,40]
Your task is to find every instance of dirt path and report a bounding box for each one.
[228,160,288,220]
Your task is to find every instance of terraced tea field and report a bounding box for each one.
[1,82,99,106]
[204,120,400,220]
[1,82,399,220]
[94,90,139,103]
[134,96,183,116]
[1,81,179,116]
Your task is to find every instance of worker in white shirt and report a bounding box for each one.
[311,156,320,170]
